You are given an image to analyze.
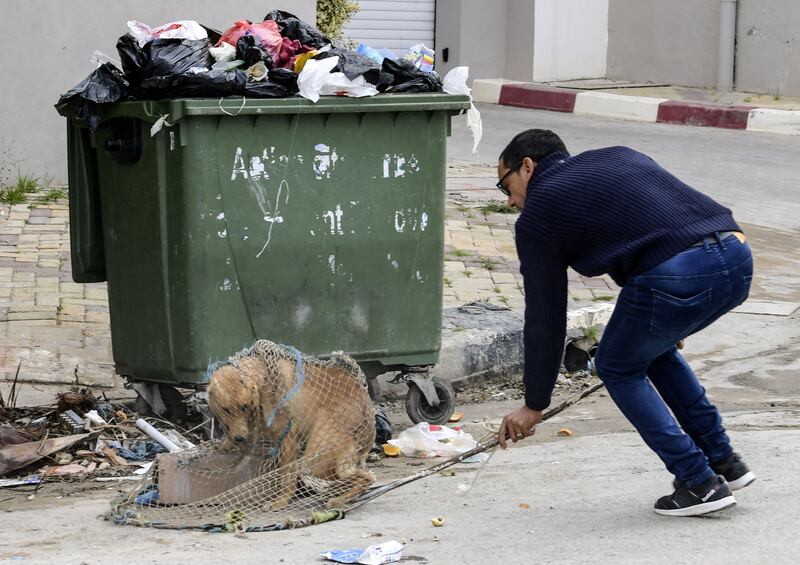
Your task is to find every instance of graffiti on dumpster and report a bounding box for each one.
[382,153,420,178]
[394,209,429,233]
[245,176,289,258]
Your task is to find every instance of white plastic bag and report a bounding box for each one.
[319,73,378,98]
[320,541,404,565]
[126,20,208,48]
[210,41,236,64]
[298,56,379,103]
[297,56,340,103]
[387,422,477,458]
[442,66,483,154]
[358,541,405,565]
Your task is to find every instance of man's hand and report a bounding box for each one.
[498,405,543,449]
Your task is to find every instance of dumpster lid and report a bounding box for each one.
[99,93,472,125]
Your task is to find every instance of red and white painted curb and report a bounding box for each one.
[472,79,800,135]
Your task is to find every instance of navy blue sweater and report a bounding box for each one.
[516,146,739,410]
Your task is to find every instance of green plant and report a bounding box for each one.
[743,96,752,103]
[443,277,453,287]
[453,249,470,257]
[462,269,472,278]
[493,287,501,294]
[497,295,510,306]
[480,258,497,271]
[16,174,39,193]
[0,186,27,204]
[585,324,600,343]
[42,188,67,202]
[452,325,465,333]
[316,0,360,41]
[480,201,518,215]
[592,294,615,302]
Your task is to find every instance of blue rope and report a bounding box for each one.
[266,345,305,427]
[267,419,292,459]
[265,344,305,458]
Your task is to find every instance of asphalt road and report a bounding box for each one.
[449,103,800,230]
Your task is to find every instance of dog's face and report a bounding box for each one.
[208,364,261,447]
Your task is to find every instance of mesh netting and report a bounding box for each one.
[111,340,376,532]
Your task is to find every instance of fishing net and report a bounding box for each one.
[111,340,376,532]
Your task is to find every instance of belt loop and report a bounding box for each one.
[703,237,711,252]
[714,231,727,250]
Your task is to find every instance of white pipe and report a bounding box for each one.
[136,419,182,453]
[717,0,738,92]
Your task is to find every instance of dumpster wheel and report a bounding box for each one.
[405,377,456,425]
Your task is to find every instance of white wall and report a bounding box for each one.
[0,1,316,185]
[533,0,608,82]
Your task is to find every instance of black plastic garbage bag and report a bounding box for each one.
[140,69,248,99]
[243,68,299,97]
[264,10,330,49]
[376,72,395,92]
[373,405,393,451]
[117,34,213,86]
[55,63,130,131]
[315,48,381,84]
[381,58,442,93]
[236,35,274,69]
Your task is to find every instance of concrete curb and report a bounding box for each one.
[474,79,800,135]
[377,302,613,398]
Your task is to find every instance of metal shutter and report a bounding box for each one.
[344,0,436,51]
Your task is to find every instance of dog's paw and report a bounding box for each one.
[270,498,291,512]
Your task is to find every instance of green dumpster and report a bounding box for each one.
[65,94,470,391]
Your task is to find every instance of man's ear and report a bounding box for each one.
[522,157,536,177]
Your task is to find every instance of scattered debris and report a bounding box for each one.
[135,419,183,453]
[431,516,444,527]
[84,410,108,429]
[321,540,404,564]
[387,422,477,458]
[55,390,95,414]
[0,433,91,475]
[519,502,530,509]
[0,387,207,490]
[557,428,574,437]
[0,426,29,447]
[60,410,85,434]
[0,475,41,488]
[382,444,401,457]
[40,462,98,477]
[448,411,464,423]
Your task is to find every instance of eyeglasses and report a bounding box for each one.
[496,160,524,196]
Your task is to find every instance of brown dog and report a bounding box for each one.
[207,345,375,510]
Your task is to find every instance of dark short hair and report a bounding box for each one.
[499,129,568,168]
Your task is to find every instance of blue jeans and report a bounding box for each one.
[594,233,753,487]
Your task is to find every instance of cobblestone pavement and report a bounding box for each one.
[0,173,619,391]
[443,162,619,309]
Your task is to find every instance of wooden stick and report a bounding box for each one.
[349,382,606,508]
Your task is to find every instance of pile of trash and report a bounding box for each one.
[0,385,199,490]
[56,11,466,132]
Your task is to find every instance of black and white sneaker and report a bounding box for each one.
[655,475,736,517]
[712,452,756,491]
[672,453,756,492]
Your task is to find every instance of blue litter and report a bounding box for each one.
[135,485,159,505]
